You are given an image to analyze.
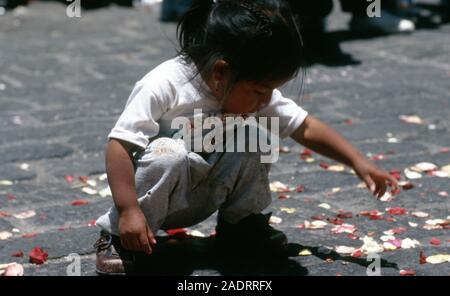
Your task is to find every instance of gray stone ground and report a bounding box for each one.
[0,2,449,276]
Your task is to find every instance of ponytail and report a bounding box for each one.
[177,0,215,51]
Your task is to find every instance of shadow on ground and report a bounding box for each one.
[103,236,399,276]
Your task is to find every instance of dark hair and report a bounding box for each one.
[177,0,304,88]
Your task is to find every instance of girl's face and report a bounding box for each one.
[207,60,290,114]
[221,79,289,114]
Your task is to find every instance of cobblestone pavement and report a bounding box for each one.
[0,2,449,276]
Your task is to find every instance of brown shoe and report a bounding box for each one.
[94,230,136,275]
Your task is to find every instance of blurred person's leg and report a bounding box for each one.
[341,0,415,34]
[161,0,191,22]
[289,0,358,66]
[0,0,28,10]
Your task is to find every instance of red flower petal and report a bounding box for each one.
[351,249,363,258]
[64,175,74,184]
[11,251,24,257]
[429,238,441,246]
[166,228,188,238]
[278,194,290,200]
[327,217,344,225]
[300,149,313,159]
[319,162,329,169]
[386,207,407,215]
[391,227,407,234]
[87,219,97,227]
[28,247,48,265]
[71,199,89,206]
[7,194,16,201]
[79,176,89,183]
[389,170,402,180]
[400,269,416,276]
[400,182,414,190]
[295,185,305,193]
[370,154,384,161]
[311,215,325,221]
[21,233,37,238]
[419,251,427,264]
[336,211,353,219]
[0,211,11,218]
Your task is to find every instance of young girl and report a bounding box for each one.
[94,0,398,275]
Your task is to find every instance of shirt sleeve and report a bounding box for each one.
[256,89,309,139]
[107,82,168,149]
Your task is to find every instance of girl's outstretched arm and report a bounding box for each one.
[290,115,398,198]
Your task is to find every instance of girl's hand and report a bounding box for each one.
[352,157,399,199]
[118,207,156,255]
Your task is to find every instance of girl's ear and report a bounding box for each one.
[211,59,231,85]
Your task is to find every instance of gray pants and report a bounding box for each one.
[96,137,272,236]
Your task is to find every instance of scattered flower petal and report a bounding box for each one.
[331,223,357,234]
[379,192,393,202]
[399,115,423,124]
[278,194,291,200]
[276,146,290,153]
[0,180,13,186]
[13,210,36,219]
[335,246,356,255]
[21,233,37,238]
[187,230,205,237]
[295,185,305,192]
[319,162,329,169]
[419,251,427,264]
[270,181,290,193]
[0,231,13,240]
[361,236,384,254]
[11,251,24,258]
[1,263,24,276]
[410,162,437,172]
[425,254,450,264]
[398,181,414,190]
[28,247,48,265]
[404,168,422,180]
[81,187,98,195]
[318,203,331,210]
[336,211,353,219]
[64,175,74,184]
[99,187,112,198]
[411,211,429,218]
[298,249,312,256]
[399,269,416,276]
[383,227,407,235]
[386,207,407,215]
[401,238,421,249]
[71,199,89,206]
[280,207,296,214]
[166,228,188,238]
[269,216,282,224]
[328,164,345,172]
[429,238,441,246]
